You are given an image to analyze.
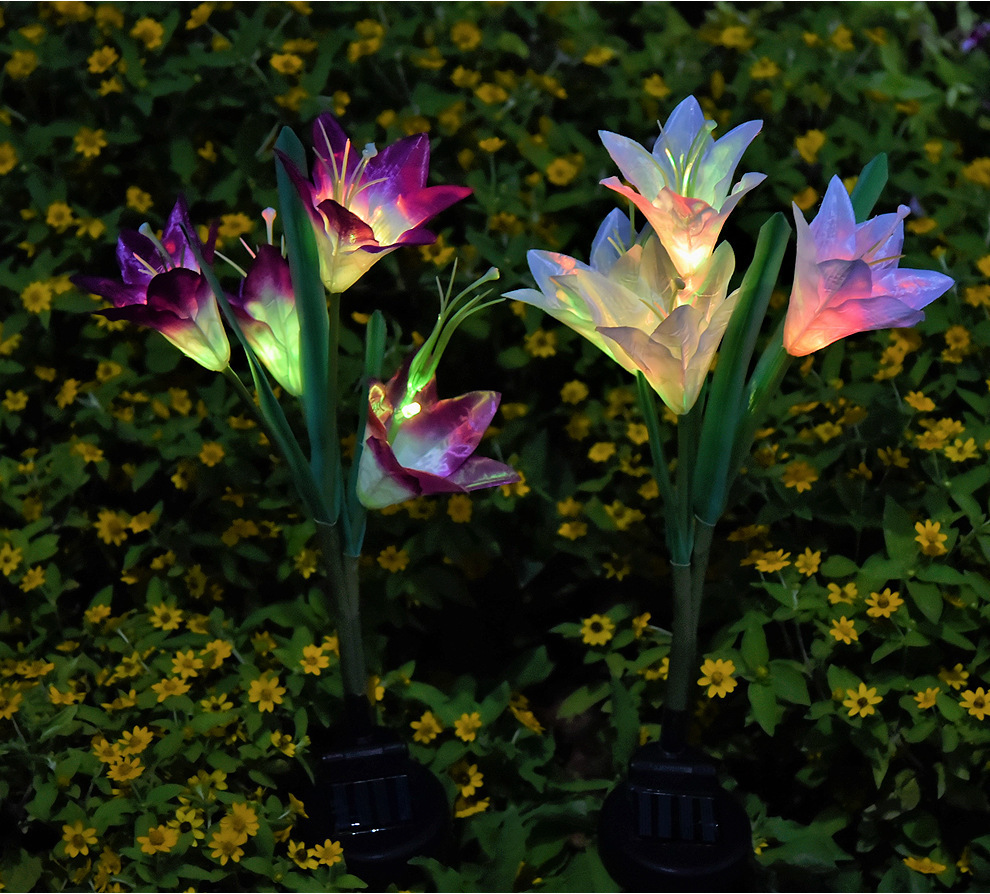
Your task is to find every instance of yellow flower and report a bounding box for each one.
[755,549,790,573]
[149,601,183,630]
[642,73,670,98]
[447,493,472,523]
[865,588,903,618]
[186,2,214,29]
[107,756,145,783]
[450,20,482,50]
[151,677,190,703]
[299,643,329,675]
[474,82,508,104]
[87,46,119,74]
[945,438,978,462]
[903,855,947,875]
[312,839,344,867]
[19,565,45,592]
[221,802,260,840]
[2,390,28,412]
[843,682,881,717]
[830,616,858,644]
[546,156,581,186]
[0,688,23,720]
[377,545,409,572]
[199,442,225,466]
[781,460,818,493]
[46,201,75,232]
[582,45,615,66]
[6,49,39,79]
[588,442,616,463]
[581,613,614,647]
[557,520,587,540]
[411,710,443,744]
[795,129,827,164]
[914,687,939,710]
[524,328,557,357]
[939,663,970,690]
[172,650,204,679]
[248,674,286,712]
[698,658,737,698]
[962,157,990,187]
[0,543,22,577]
[454,711,483,742]
[118,726,153,755]
[914,519,947,556]
[62,820,98,858]
[94,509,129,546]
[794,548,821,576]
[560,380,588,404]
[830,24,855,51]
[137,824,178,855]
[960,687,988,720]
[449,760,484,797]
[750,57,780,79]
[120,186,153,217]
[0,141,18,175]
[209,827,245,865]
[130,17,164,49]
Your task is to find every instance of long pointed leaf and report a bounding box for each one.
[850,153,888,223]
[693,213,790,524]
[275,125,337,524]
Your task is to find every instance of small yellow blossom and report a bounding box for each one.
[865,588,903,618]
[698,658,737,698]
[581,614,614,647]
[830,616,858,644]
[411,710,443,744]
[377,545,409,572]
[914,687,940,710]
[794,548,821,576]
[62,820,98,858]
[914,519,947,556]
[960,687,988,720]
[939,664,970,690]
[843,682,881,718]
[795,129,826,164]
[248,674,286,712]
[903,856,947,875]
[454,711,483,742]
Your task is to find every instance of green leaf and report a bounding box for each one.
[557,683,609,719]
[748,682,780,735]
[850,154,888,222]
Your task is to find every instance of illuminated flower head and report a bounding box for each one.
[599,96,765,277]
[505,209,739,415]
[278,113,472,293]
[72,196,230,371]
[228,210,303,395]
[783,176,954,357]
[357,359,519,510]
[357,266,517,509]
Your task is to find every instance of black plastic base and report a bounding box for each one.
[598,742,753,892]
[293,724,450,887]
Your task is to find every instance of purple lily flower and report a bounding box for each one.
[228,241,302,395]
[356,359,519,510]
[783,176,955,357]
[72,196,230,371]
[278,113,472,293]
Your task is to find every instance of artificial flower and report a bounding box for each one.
[599,95,764,277]
[505,209,739,414]
[356,358,519,509]
[783,176,954,357]
[73,196,230,371]
[229,241,302,394]
[278,113,472,293]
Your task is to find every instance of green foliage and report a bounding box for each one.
[1,0,989,890]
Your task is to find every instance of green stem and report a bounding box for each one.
[664,561,697,716]
[316,521,367,703]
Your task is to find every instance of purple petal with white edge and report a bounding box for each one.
[357,436,421,509]
[391,390,501,478]
[447,455,520,491]
[877,267,954,310]
[364,133,431,203]
[73,274,146,308]
[115,230,165,286]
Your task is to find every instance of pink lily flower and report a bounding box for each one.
[72,196,230,371]
[783,176,954,357]
[599,96,764,278]
[229,236,303,396]
[278,113,472,293]
[357,359,519,510]
[505,210,739,415]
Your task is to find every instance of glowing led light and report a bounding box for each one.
[398,401,421,420]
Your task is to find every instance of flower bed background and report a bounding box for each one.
[2,1,990,890]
